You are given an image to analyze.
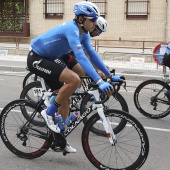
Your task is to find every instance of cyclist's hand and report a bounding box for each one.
[111,75,126,83]
[98,80,114,96]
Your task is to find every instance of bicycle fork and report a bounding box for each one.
[97,107,117,145]
[89,89,117,145]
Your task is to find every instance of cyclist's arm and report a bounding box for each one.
[65,31,101,82]
[82,36,111,77]
[84,51,108,78]
[165,43,170,54]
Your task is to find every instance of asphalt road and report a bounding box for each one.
[0,74,170,170]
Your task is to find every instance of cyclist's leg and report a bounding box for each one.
[72,63,85,88]
[27,50,80,127]
[58,97,71,121]
[61,52,85,88]
[27,50,79,153]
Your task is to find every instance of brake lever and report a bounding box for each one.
[122,82,127,91]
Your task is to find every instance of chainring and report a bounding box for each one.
[49,133,66,152]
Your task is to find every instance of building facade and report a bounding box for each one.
[0,0,169,45]
[28,0,170,42]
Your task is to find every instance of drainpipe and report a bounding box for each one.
[164,0,168,42]
[163,0,168,74]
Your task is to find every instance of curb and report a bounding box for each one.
[0,65,26,72]
[0,65,162,81]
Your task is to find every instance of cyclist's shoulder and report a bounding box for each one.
[62,20,79,32]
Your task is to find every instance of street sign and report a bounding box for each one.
[153,43,168,65]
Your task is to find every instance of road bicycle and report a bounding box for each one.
[0,80,149,170]
[134,73,170,118]
[20,74,129,134]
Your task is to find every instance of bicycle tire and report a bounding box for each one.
[82,109,149,170]
[0,99,50,159]
[134,79,170,118]
[23,72,38,88]
[80,93,129,134]
[20,81,46,126]
[20,81,45,102]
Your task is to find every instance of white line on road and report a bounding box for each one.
[0,107,170,133]
[144,126,170,132]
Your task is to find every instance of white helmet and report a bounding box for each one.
[96,16,107,32]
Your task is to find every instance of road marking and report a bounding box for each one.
[144,126,170,132]
[4,71,26,74]
[0,107,170,133]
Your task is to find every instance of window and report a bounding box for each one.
[86,0,107,18]
[44,0,64,19]
[125,0,149,19]
[0,0,29,35]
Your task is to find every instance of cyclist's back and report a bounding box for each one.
[31,20,92,61]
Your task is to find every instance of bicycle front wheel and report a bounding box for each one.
[82,109,149,170]
[80,93,129,134]
[0,99,49,159]
[134,79,170,118]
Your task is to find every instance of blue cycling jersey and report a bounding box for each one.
[31,20,110,82]
[166,43,170,54]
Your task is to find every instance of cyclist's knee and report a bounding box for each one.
[60,68,81,88]
[71,74,81,88]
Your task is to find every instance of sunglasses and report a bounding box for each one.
[84,16,98,23]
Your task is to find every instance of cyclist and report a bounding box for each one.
[163,43,170,68]
[163,43,170,97]
[85,16,109,78]
[27,1,120,153]
[56,16,111,126]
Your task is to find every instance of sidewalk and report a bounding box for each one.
[0,46,166,81]
[0,53,27,72]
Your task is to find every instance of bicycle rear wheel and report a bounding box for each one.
[23,72,38,88]
[80,93,129,134]
[20,81,47,102]
[82,109,149,170]
[20,81,46,126]
[0,99,49,159]
[134,79,170,118]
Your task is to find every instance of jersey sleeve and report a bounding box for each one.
[82,35,110,76]
[65,28,100,82]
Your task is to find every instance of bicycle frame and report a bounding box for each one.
[151,80,170,105]
[22,85,116,145]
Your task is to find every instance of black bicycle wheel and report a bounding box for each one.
[23,72,38,88]
[134,79,170,118]
[20,81,46,126]
[80,93,129,134]
[20,81,45,102]
[82,109,149,170]
[0,99,50,159]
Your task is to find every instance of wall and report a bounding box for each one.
[29,0,170,43]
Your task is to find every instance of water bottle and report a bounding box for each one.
[49,95,56,104]
[75,88,81,93]
[54,112,65,134]
[65,111,79,126]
